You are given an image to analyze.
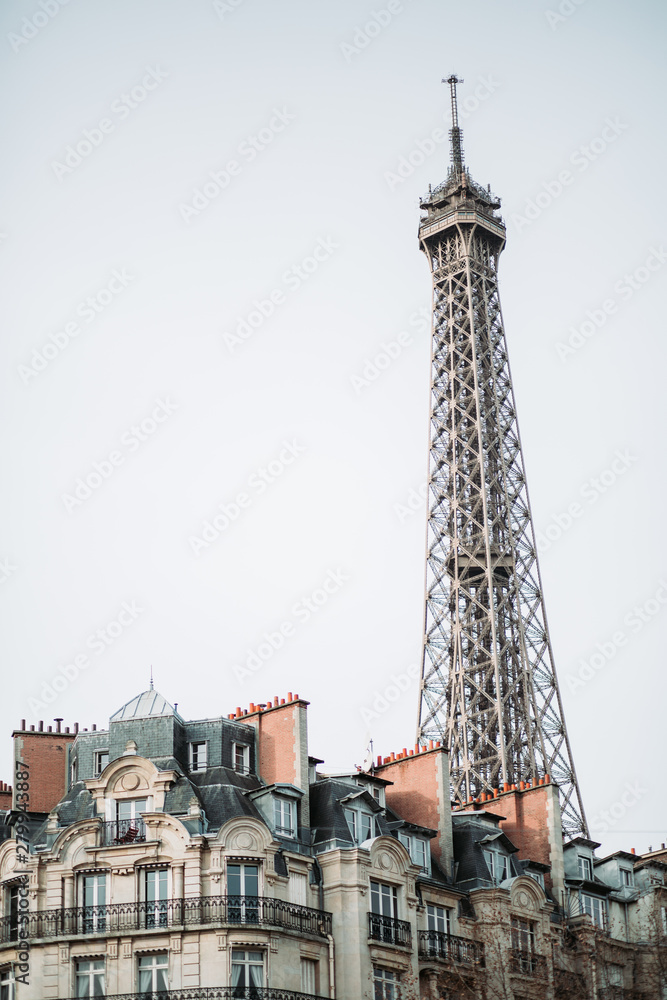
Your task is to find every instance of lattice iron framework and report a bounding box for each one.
[416,77,587,838]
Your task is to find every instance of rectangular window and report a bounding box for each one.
[231,949,263,990]
[427,903,451,936]
[526,870,545,888]
[228,863,259,923]
[345,808,374,844]
[511,916,535,953]
[301,958,318,994]
[620,868,634,887]
[93,751,109,777]
[344,808,357,842]
[290,872,307,906]
[233,743,250,773]
[582,894,605,928]
[577,855,593,880]
[138,953,168,993]
[189,741,207,772]
[7,886,19,943]
[484,850,508,882]
[75,958,104,998]
[399,831,429,872]
[115,798,147,844]
[144,869,168,928]
[370,880,397,918]
[0,969,15,1000]
[274,797,295,837]
[373,966,397,1000]
[82,874,107,933]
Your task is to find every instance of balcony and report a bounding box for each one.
[509,949,547,977]
[102,818,147,846]
[418,930,484,967]
[0,896,332,944]
[368,912,411,948]
[62,990,324,1000]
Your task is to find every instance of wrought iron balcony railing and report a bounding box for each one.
[368,912,411,947]
[0,896,331,944]
[102,818,147,846]
[509,949,547,977]
[62,989,324,1000]
[418,930,484,966]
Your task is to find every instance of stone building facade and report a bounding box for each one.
[0,689,664,999]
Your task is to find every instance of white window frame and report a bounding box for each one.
[81,873,107,933]
[231,949,264,990]
[484,849,508,882]
[577,855,593,880]
[93,750,109,777]
[0,968,15,1000]
[511,915,536,953]
[141,867,169,928]
[273,796,295,838]
[427,903,451,935]
[582,893,605,928]
[138,952,168,992]
[232,742,250,773]
[75,958,105,998]
[398,831,430,873]
[189,741,208,772]
[370,880,397,919]
[526,870,545,888]
[373,965,398,1000]
[345,807,374,844]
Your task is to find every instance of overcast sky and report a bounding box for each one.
[1,0,666,857]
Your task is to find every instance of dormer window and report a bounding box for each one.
[620,868,634,887]
[577,855,593,880]
[189,741,207,772]
[398,832,430,873]
[233,742,250,774]
[526,870,545,889]
[94,750,109,777]
[484,849,508,883]
[274,796,295,838]
[345,808,375,845]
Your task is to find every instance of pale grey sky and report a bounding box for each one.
[1,0,666,855]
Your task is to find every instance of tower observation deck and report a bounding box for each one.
[416,77,587,838]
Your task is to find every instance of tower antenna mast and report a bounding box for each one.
[444,74,464,172]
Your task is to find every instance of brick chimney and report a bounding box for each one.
[12,721,77,814]
[375,744,453,875]
[240,694,310,828]
[0,782,12,810]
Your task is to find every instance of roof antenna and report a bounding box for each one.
[150,666,154,690]
[443,74,464,174]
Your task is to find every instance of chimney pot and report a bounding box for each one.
[631,847,635,854]
[377,755,382,767]
[428,740,434,750]
[39,721,44,732]
[273,697,278,707]
[280,698,285,705]
[65,727,70,733]
[92,724,97,732]
[294,693,299,700]
[30,725,35,731]
[288,692,293,701]
[20,719,25,730]
[47,725,52,732]
[54,718,63,733]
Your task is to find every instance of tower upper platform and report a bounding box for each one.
[419,167,505,246]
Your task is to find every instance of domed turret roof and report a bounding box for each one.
[110,688,180,722]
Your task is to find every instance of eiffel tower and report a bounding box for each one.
[416,76,587,838]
